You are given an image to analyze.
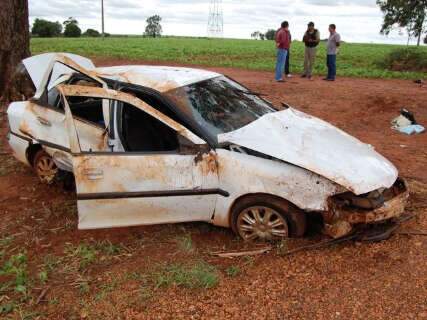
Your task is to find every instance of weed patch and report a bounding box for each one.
[0,252,29,298]
[225,265,240,277]
[155,261,219,289]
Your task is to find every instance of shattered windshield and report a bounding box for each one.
[164,76,275,139]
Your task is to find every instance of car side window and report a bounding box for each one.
[67,96,106,128]
[120,102,179,152]
[47,87,63,109]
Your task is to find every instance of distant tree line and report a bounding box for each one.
[31,15,164,38]
[31,17,105,38]
[251,29,277,40]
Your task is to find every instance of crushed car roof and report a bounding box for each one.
[95,66,221,92]
[23,53,221,94]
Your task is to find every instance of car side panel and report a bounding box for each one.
[7,101,31,166]
[7,133,31,166]
[212,149,343,228]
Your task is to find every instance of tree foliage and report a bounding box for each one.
[31,18,62,37]
[265,29,276,40]
[377,0,427,45]
[63,17,81,37]
[251,31,265,40]
[83,28,100,37]
[144,15,162,38]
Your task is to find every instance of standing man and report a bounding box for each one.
[275,21,290,82]
[285,31,292,78]
[324,24,341,81]
[302,22,320,80]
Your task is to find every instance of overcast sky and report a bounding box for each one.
[29,0,416,44]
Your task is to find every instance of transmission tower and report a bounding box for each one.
[207,0,223,38]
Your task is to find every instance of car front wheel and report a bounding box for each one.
[231,196,307,241]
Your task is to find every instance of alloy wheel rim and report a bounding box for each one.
[36,155,58,184]
[237,206,288,241]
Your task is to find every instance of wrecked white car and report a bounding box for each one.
[6,53,409,240]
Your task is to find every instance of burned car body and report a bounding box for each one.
[7,53,409,240]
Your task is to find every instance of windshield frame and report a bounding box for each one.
[163,75,278,147]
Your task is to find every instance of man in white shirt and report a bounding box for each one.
[324,24,341,81]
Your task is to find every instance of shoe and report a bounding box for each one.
[322,78,334,81]
[301,74,307,78]
[276,79,285,82]
[286,74,292,78]
[308,76,313,81]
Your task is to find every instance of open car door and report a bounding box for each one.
[19,54,110,166]
[59,84,225,229]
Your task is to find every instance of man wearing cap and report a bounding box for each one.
[324,24,341,81]
[302,22,320,80]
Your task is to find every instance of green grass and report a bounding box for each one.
[225,265,240,277]
[30,36,427,79]
[154,261,219,289]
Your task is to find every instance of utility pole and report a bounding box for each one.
[101,0,105,39]
[207,0,223,38]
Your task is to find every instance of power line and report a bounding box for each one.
[207,0,223,38]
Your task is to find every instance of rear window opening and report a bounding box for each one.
[68,96,105,127]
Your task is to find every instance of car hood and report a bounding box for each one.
[218,108,398,195]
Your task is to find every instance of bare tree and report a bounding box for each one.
[0,0,30,103]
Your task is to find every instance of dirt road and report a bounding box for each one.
[1,61,426,319]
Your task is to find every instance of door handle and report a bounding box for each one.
[37,116,51,126]
[82,168,104,180]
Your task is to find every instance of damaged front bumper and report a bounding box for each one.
[323,178,409,238]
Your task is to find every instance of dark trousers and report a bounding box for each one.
[326,54,336,79]
[285,51,290,75]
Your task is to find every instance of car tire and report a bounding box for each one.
[231,195,306,241]
[32,149,58,184]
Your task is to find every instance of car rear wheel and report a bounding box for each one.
[33,150,58,184]
[231,195,307,241]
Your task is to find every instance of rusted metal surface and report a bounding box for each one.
[323,180,409,238]
[58,84,205,146]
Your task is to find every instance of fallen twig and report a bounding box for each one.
[281,234,358,256]
[35,287,50,305]
[211,246,272,258]
[396,230,427,236]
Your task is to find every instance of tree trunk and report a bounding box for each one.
[0,0,30,104]
[417,32,421,46]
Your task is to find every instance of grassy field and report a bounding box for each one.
[31,37,427,79]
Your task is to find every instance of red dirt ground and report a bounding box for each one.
[1,60,427,319]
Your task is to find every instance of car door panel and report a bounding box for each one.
[19,101,107,153]
[77,195,218,229]
[73,153,218,229]
[60,85,220,229]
